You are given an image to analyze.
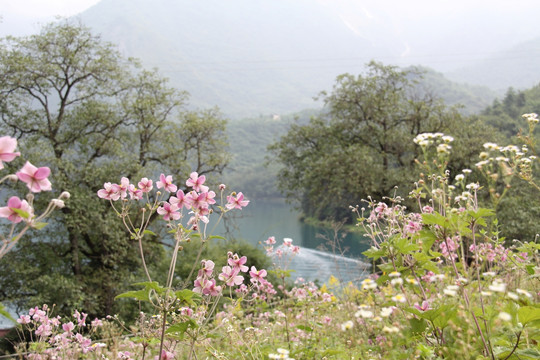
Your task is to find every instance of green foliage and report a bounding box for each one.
[0,20,229,319]
[269,61,494,222]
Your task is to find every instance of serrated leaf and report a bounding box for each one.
[422,212,448,228]
[165,319,197,340]
[519,306,540,326]
[115,289,150,302]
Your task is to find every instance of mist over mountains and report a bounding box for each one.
[71,0,540,117]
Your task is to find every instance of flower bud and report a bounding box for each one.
[59,191,71,199]
[51,199,65,208]
[7,174,18,182]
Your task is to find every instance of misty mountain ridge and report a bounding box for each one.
[75,0,539,118]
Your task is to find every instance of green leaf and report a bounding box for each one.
[518,306,540,326]
[296,324,313,332]
[0,303,15,323]
[421,212,448,228]
[115,289,151,302]
[363,246,385,260]
[11,208,29,219]
[143,229,157,236]
[165,319,198,340]
[208,235,226,241]
[132,281,166,295]
[409,317,427,335]
[175,289,202,306]
[32,222,48,230]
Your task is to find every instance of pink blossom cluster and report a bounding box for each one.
[469,243,509,263]
[16,305,106,359]
[193,253,275,300]
[0,136,55,224]
[264,236,300,258]
[97,172,249,229]
[439,236,460,259]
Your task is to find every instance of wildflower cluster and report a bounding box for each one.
[15,305,107,359]
[0,136,69,260]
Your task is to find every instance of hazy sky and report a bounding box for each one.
[0,0,100,36]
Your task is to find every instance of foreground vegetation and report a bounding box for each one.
[0,112,538,359]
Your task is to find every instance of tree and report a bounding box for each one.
[269,61,492,221]
[0,21,229,317]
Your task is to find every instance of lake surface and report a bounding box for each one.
[210,200,372,284]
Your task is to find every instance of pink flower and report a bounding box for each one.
[414,300,431,312]
[228,253,248,272]
[190,191,209,211]
[17,315,31,324]
[157,202,181,221]
[128,184,143,200]
[62,322,75,333]
[186,172,209,193]
[226,192,249,210]
[113,177,130,199]
[422,205,434,214]
[0,196,33,223]
[156,174,177,193]
[265,236,276,245]
[16,161,52,192]
[138,177,153,193]
[206,279,222,296]
[219,266,244,287]
[283,238,293,247]
[219,184,226,191]
[249,266,267,283]
[169,190,193,210]
[404,221,422,234]
[97,182,120,201]
[156,350,175,360]
[291,245,300,254]
[198,259,215,277]
[0,136,20,169]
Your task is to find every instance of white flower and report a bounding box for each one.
[498,312,512,322]
[392,294,407,303]
[391,278,403,286]
[437,143,452,154]
[389,271,401,277]
[488,281,506,293]
[361,278,377,290]
[442,135,454,143]
[516,288,532,298]
[380,307,393,317]
[355,309,373,319]
[341,320,354,331]
[455,174,465,181]
[406,277,418,285]
[382,325,400,333]
[507,292,518,301]
[483,142,499,151]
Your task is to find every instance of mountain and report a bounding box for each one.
[75,0,534,118]
[79,0,399,118]
[445,37,540,92]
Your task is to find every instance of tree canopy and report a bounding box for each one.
[0,21,229,317]
[269,61,493,221]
